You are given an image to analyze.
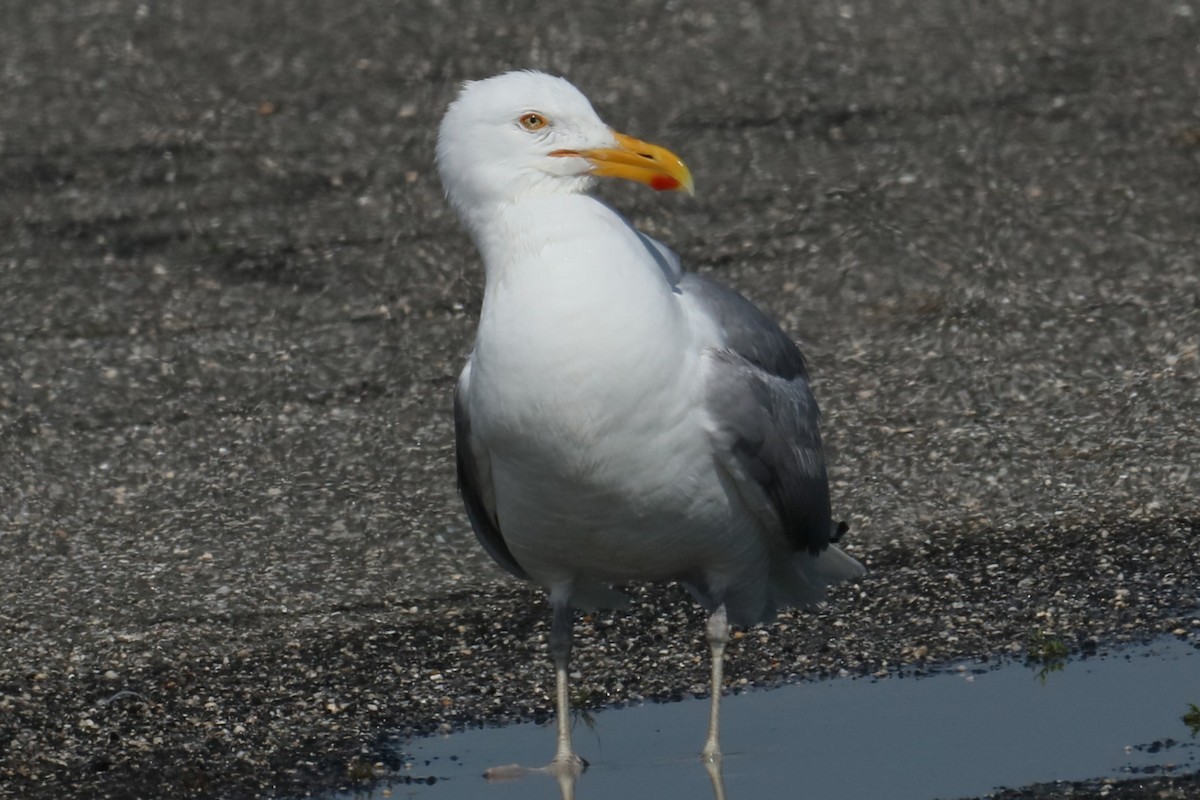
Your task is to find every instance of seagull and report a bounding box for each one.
[437,70,864,778]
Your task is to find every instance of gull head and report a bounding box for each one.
[436,70,692,227]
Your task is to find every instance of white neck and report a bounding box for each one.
[466,192,689,435]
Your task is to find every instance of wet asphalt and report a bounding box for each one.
[1,1,1199,798]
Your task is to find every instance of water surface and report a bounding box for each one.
[320,635,1200,799]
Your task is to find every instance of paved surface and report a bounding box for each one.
[1,1,1198,798]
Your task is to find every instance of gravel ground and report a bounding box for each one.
[2,1,1198,798]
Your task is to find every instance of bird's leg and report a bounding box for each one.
[548,598,585,776]
[701,604,731,763]
[484,598,584,794]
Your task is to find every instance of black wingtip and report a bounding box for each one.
[830,520,850,542]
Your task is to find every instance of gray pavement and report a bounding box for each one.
[1,1,1199,798]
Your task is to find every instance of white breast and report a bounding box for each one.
[465,195,767,595]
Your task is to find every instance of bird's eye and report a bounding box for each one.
[518,112,549,131]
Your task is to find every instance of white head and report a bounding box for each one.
[436,71,692,232]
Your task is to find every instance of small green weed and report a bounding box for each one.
[1025,631,1069,683]
[1184,703,1200,737]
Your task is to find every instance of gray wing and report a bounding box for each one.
[681,272,838,555]
[454,361,530,580]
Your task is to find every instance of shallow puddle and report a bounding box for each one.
[321,634,1199,799]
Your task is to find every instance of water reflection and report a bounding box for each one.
[482,751,728,800]
[314,633,1199,800]
[705,755,728,800]
[482,759,584,800]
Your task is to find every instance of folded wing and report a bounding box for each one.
[682,273,837,555]
[454,361,530,580]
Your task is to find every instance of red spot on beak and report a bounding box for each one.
[649,174,681,192]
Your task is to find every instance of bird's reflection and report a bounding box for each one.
[486,752,729,800]
[704,755,728,800]
[484,760,582,800]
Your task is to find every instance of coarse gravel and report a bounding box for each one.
[1,1,1198,798]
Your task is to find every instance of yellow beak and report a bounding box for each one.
[553,131,694,195]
